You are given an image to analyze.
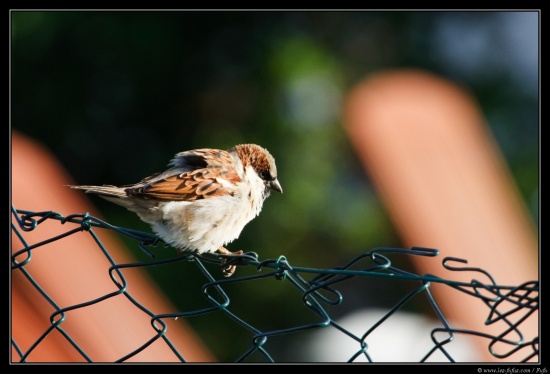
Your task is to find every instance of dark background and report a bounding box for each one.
[10,10,539,361]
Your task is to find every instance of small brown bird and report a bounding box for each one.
[68,143,282,276]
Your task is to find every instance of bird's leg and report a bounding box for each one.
[218,246,243,277]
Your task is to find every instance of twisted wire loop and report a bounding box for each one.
[11,206,539,363]
[438,258,540,362]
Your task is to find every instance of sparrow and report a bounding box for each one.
[68,143,282,276]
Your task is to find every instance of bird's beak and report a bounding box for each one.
[270,179,283,193]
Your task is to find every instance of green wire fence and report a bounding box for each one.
[11,206,539,363]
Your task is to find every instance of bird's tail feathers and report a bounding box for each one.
[67,185,127,198]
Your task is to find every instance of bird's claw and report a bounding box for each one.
[218,247,243,277]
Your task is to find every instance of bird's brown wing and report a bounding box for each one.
[124,149,242,201]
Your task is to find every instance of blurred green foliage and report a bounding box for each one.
[10,11,538,361]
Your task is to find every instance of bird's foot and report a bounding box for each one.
[217,247,243,277]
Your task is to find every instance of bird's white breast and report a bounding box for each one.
[146,164,267,253]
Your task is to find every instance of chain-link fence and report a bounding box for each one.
[11,206,539,363]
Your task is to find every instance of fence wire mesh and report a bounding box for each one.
[11,206,539,363]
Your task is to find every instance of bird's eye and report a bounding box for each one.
[260,170,271,180]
